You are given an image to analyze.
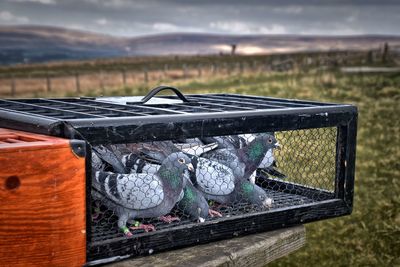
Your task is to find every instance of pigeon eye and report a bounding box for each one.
[268,138,273,143]
[178,158,185,164]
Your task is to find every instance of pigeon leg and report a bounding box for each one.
[118,213,133,237]
[159,215,181,223]
[208,209,223,217]
[129,223,156,233]
[211,203,229,210]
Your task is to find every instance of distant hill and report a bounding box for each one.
[1,25,400,65]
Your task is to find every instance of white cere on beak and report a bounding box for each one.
[263,198,274,208]
[198,217,205,223]
[186,163,194,172]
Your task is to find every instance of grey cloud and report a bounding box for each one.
[0,0,399,36]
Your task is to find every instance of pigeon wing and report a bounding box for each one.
[95,171,164,210]
[195,157,235,195]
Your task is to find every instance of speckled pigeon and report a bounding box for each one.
[92,152,193,236]
[128,143,224,221]
[201,133,280,181]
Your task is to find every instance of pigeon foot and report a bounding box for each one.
[130,223,156,233]
[208,209,223,217]
[159,215,181,223]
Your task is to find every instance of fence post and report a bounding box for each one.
[46,72,51,92]
[121,69,127,86]
[212,63,217,75]
[163,64,168,78]
[144,67,149,83]
[75,72,81,93]
[197,64,202,77]
[227,63,232,75]
[99,71,105,95]
[10,75,16,97]
[182,64,188,78]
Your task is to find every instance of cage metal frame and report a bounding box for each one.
[0,93,357,264]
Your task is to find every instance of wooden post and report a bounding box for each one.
[75,72,81,93]
[227,63,232,75]
[121,69,127,86]
[10,75,16,97]
[182,64,188,78]
[99,71,105,95]
[46,72,51,93]
[212,63,217,75]
[144,68,149,83]
[197,64,202,77]
[163,64,168,78]
[252,61,257,72]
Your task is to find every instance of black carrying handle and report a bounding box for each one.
[141,86,190,104]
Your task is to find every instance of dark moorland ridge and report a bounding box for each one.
[1,25,400,65]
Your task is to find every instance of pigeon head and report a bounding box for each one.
[257,133,280,149]
[163,152,194,174]
[245,133,280,161]
[239,181,273,209]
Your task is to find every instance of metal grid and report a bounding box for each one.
[90,128,337,244]
[0,95,339,120]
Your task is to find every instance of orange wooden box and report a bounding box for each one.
[0,128,86,266]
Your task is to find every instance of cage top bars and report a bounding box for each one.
[0,87,356,144]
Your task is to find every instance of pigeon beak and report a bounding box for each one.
[186,163,194,172]
[198,217,205,223]
[275,142,282,150]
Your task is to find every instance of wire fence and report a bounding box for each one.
[0,50,383,97]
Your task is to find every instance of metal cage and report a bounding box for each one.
[0,87,357,265]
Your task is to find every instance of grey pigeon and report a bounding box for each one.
[128,144,224,221]
[198,179,273,209]
[239,134,286,183]
[176,180,222,222]
[92,152,193,236]
[201,133,280,181]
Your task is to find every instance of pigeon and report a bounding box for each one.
[240,134,286,183]
[202,133,285,183]
[198,179,273,209]
[119,151,222,222]
[176,180,222,222]
[201,133,281,181]
[92,152,194,236]
[138,141,235,213]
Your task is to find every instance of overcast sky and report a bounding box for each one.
[0,0,399,37]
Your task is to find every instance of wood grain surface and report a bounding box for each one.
[107,226,306,267]
[0,129,86,266]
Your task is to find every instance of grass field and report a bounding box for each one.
[2,59,400,265]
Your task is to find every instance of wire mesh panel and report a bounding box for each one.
[88,127,339,260]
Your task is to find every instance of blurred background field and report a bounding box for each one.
[1,50,399,266]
